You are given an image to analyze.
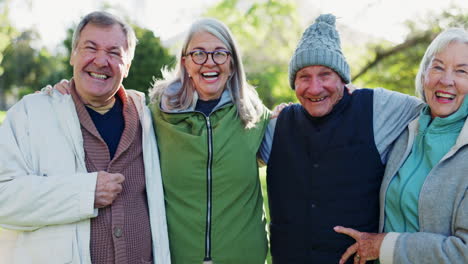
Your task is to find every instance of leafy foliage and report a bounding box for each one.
[204,0,301,108]
[124,26,175,94]
[0,30,67,98]
[352,6,468,95]
[0,0,20,108]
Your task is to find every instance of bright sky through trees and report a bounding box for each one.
[9,0,468,50]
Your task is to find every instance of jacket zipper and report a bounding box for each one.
[203,116,214,263]
[160,102,230,263]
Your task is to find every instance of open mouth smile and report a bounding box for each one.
[201,72,219,81]
[89,72,109,80]
[435,91,455,100]
[308,97,326,102]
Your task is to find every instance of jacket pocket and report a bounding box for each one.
[14,227,73,264]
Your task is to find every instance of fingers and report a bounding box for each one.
[111,172,125,184]
[359,254,366,264]
[53,79,71,95]
[38,84,53,95]
[271,102,292,119]
[337,229,385,263]
[339,243,358,264]
[94,171,125,208]
[345,83,359,94]
[334,226,361,240]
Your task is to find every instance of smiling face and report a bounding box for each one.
[294,65,345,117]
[70,23,130,106]
[424,41,468,118]
[182,31,231,101]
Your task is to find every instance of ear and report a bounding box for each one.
[181,56,186,68]
[123,61,131,78]
[69,50,76,66]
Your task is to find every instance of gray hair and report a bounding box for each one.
[71,11,137,63]
[415,27,468,102]
[150,18,264,128]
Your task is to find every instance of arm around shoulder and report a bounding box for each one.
[373,88,424,162]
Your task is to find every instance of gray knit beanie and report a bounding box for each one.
[289,14,350,89]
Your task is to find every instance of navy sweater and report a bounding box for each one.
[86,96,124,159]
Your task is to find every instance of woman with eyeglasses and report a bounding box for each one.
[149,18,270,264]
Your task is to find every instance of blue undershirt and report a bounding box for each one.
[195,98,221,116]
[85,96,124,159]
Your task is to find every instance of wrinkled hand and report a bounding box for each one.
[271,102,293,119]
[334,226,386,264]
[345,83,360,94]
[54,79,71,95]
[94,171,125,208]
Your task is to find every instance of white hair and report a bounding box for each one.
[415,28,468,102]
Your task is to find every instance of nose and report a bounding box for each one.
[93,50,110,67]
[440,71,455,86]
[204,54,216,66]
[305,77,323,94]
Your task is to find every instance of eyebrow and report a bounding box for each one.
[190,46,228,50]
[83,40,96,46]
[432,58,468,67]
[83,40,123,51]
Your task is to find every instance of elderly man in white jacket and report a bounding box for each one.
[0,11,170,264]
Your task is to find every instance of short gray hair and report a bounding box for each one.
[415,27,468,102]
[71,11,137,62]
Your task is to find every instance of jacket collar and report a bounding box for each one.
[160,81,233,114]
[407,114,468,161]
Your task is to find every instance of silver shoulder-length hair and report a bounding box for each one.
[149,18,265,128]
[415,27,468,102]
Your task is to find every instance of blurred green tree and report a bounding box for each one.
[0,29,65,99]
[204,0,302,109]
[0,0,19,109]
[351,6,468,95]
[124,26,175,94]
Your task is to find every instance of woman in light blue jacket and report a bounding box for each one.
[334,27,468,264]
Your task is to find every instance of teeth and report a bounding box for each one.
[202,72,219,77]
[309,97,325,102]
[90,72,108,79]
[435,92,455,99]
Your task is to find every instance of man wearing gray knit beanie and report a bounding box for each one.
[259,14,423,263]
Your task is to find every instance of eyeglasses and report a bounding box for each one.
[186,50,231,65]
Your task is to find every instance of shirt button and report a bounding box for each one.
[311,204,317,208]
[313,163,319,168]
[113,227,123,238]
